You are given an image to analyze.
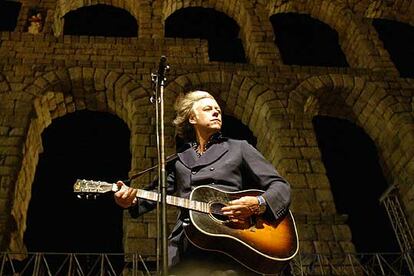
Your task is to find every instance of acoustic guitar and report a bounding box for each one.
[73,179,299,274]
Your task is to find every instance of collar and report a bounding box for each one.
[191,132,223,157]
[178,134,228,169]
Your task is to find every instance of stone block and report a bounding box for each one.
[300,147,321,159]
[297,241,316,256]
[296,223,317,240]
[306,173,331,189]
[339,241,356,254]
[125,238,156,255]
[285,173,307,188]
[315,225,334,241]
[315,189,334,202]
[314,241,331,255]
[332,224,352,241]
[297,159,312,173]
[279,159,298,173]
[310,159,326,173]
[126,222,148,238]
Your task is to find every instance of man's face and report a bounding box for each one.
[189,98,222,135]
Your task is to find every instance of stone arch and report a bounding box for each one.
[364,1,414,26]
[7,67,153,253]
[161,0,281,65]
[338,0,414,23]
[0,0,22,32]
[287,74,414,190]
[267,0,397,73]
[161,1,252,41]
[52,0,147,36]
[22,67,151,129]
[370,17,414,78]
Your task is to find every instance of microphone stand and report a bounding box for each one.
[151,56,170,276]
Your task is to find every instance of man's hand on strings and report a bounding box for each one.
[221,196,260,222]
[114,181,138,208]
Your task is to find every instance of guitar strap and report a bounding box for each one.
[126,153,178,182]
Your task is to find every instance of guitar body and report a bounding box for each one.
[184,185,299,275]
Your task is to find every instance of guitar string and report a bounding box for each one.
[78,180,229,216]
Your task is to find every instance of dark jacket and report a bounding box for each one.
[129,137,291,266]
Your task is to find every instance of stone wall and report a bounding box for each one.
[1,0,413,263]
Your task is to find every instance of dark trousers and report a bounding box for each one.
[169,241,258,276]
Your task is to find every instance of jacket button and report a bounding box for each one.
[210,167,215,171]
[191,171,196,175]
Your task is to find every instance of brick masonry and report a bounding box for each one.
[0,0,414,262]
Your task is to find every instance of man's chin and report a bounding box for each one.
[206,127,221,134]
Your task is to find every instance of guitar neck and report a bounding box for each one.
[73,179,210,213]
[102,183,208,213]
[135,189,209,213]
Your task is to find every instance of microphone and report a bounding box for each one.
[157,55,169,77]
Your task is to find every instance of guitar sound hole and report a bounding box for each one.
[209,202,228,222]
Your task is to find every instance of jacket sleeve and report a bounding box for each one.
[128,167,176,218]
[241,140,291,221]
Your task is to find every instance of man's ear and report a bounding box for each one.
[189,114,196,125]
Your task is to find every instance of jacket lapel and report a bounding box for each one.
[177,146,198,169]
[177,141,229,169]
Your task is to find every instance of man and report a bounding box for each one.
[114,91,291,275]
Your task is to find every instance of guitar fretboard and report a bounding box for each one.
[74,179,211,214]
[135,189,210,213]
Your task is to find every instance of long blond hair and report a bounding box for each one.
[173,90,215,141]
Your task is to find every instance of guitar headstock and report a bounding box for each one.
[73,179,116,199]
